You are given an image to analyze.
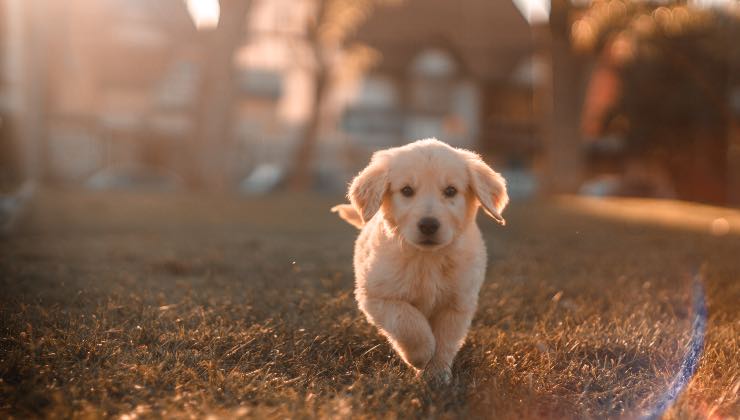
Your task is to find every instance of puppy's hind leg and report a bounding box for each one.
[360,298,435,371]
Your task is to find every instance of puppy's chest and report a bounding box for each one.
[398,258,456,317]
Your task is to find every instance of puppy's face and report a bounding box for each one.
[384,148,470,249]
[349,139,508,251]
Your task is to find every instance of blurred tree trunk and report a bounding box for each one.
[192,0,252,191]
[542,0,587,194]
[283,0,389,191]
[286,0,328,192]
[729,122,740,206]
[12,0,52,185]
[727,26,740,206]
[288,66,327,191]
[729,109,740,207]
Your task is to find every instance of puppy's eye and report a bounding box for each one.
[400,186,414,197]
[443,186,457,198]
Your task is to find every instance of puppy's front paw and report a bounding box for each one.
[421,360,452,385]
[403,341,435,370]
[397,330,435,370]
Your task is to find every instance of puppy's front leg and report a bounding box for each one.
[360,298,435,370]
[425,306,475,383]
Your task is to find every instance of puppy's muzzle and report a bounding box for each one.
[418,217,440,236]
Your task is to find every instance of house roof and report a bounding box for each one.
[350,0,534,81]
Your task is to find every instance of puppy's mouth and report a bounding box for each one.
[408,236,449,251]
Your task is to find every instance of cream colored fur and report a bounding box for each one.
[333,138,508,383]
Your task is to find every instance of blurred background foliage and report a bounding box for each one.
[0,0,738,204]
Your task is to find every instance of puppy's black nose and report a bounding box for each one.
[418,217,440,235]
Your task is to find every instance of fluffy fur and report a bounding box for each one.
[333,138,509,382]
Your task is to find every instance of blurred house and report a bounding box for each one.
[0,0,198,188]
[48,0,197,187]
[1,0,541,193]
[342,0,539,192]
[1,0,738,204]
[1,0,315,189]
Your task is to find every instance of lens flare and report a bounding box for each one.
[641,272,707,419]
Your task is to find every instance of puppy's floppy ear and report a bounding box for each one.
[348,151,390,223]
[463,151,509,225]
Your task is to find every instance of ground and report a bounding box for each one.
[1,190,738,419]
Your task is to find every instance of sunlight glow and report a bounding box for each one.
[512,0,550,24]
[185,0,220,30]
[691,0,733,9]
[561,196,740,236]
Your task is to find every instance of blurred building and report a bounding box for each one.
[0,0,540,193]
[1,0,315,190]
[1,0,738,204]
[1,0,199,188]
[343,0,538,185]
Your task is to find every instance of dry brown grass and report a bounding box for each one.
[1,190,738,419]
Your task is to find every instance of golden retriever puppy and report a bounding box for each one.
[333,138,508,383]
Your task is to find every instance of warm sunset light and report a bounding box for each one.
[2,0,739,418]
[185,0,220,30]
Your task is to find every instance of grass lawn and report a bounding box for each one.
[1,190,738,418]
